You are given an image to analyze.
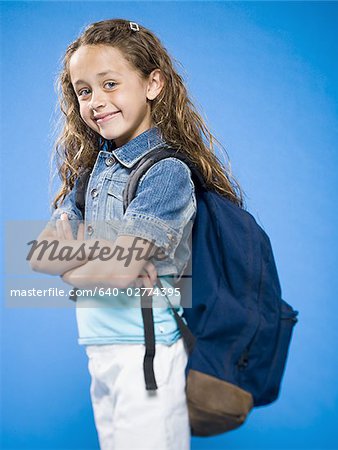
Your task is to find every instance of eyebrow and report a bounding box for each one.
[73,71,122,86]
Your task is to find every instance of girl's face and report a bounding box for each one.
[69,45,163,148]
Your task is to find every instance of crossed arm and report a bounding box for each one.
[29,214,158,290]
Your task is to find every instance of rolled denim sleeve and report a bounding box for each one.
[47,180,83,237]
[117,158,196,260]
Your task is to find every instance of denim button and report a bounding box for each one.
[91,188,98,198]
[105,157,115,167]
[87,225,94,235]
[167,233,176,242]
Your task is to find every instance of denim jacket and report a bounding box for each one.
[48,127,197,346]
[49,126,197,281]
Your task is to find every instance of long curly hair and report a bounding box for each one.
[52,18,245,209]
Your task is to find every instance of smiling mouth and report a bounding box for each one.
[95,111,120,124]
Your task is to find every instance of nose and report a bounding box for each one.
[89,90,107,111]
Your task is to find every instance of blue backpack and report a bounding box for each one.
[121,145,299,437]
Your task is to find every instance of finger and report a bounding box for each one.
[129,270,142,289]
[151,265,158,286]
[56,219,66,240]
[141,271,153,291]
[77,222,85,240]
[136,270,146,288]
[61,213,73,240]
[132,275,141,288]
[133,269,147,289]
[135,277,143,288]
[144,261,158,286]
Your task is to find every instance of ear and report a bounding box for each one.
[146,69,165,101]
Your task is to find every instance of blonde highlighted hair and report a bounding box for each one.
[53,18,245,209]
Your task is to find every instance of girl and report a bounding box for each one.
[32,18,243,450]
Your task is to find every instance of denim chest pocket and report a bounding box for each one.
[105,178,127,223]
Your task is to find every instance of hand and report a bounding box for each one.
[130,261,158,289]
[61,258,158,291]
[61,266,77,287]
[56,213,84,241]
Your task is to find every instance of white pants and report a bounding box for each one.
[85,337,191,450]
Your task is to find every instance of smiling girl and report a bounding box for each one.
[31,18,243,450]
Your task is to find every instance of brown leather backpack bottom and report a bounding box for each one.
[186,369,254,437]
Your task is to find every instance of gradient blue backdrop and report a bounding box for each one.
[1,1,338,449]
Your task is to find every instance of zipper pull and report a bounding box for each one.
[237,348,249,370]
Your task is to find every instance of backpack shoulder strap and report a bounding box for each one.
[122,145,207,214]
[75,168,91,218]
[122,144,198,357]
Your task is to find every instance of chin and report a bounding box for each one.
[98,127,123,142]
[104,131,133,146]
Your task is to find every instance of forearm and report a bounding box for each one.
[29,235,119,278]
[62,235,158,290]
[61,257,135,290]
[28,238,88,275]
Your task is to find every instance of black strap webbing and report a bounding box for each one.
[141,293,158,390]
[140,278,196,391]
[126,149,201,391]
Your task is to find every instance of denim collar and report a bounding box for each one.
[112,127,167,169]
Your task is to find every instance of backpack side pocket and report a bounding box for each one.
[256,299,298,405]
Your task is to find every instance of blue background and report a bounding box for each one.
[1,1,338,449]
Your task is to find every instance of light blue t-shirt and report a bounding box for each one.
[75,278,187,345]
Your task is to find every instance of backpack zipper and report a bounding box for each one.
[237,348,250,370]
